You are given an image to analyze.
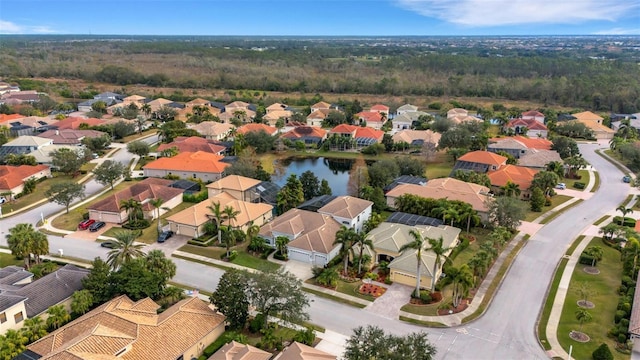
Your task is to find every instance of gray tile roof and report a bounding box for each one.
[0,265,33,285]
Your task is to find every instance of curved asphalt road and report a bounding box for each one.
[0,141,626,359]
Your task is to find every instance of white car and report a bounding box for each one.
[555,183,566,190]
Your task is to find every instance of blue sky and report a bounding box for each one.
[1,0,639,36]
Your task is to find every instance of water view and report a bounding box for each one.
[273,157,360,196]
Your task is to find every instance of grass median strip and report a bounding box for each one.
[172,253,231,271]
[537,257,568,350]
[399,316,447,328]
[540,199,583,225]
[302,287,367,309]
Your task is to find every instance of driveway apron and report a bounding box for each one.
[364,282,413,319]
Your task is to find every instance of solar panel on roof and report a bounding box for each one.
[386,212,443,227]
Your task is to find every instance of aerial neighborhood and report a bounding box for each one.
[1,36,640,360]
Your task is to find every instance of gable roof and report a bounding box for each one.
[457,150,507,167]
[37,129,106,144]
[3,135,53,148]
[522,110,544,117]
[277,342,336,360]
[311,101,332,110]
[186,98,211,106]
[207,175,262,192]
[572,111,604,122]
[0,164,49,191]
[488,136,552,151]
[236,123,277,136]
[518,149,563,168]
[157,136,226,154]
[87,178,182,213]
[26,295,225,360]
[392,130,441,146]
[306,109,331,120]
[281,126,327,140]
[370,104,389,112]
[505,118,548,131]
[266,102,288,112]
[317,195,373,219]
[355,111,383,123]
[143,151,229,174]
[487,164,538,189]
[259,209,342,254]
[53,116,105,130]
[397,104,418,112]
[385,178,491,213]
[208,341,271,360]
[167,194,272,228]
[190,121,235,137]
[0,266,33,286]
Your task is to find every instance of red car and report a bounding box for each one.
[78,219,96,230]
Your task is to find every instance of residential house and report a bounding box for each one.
[87,178,184,224]
[5,116,57,136]
[259,208,342,266]
[487,164,539,198]
[146,98,181,113]
[20,295,226,360]
[362,222,460,290]
[355,111,385,129]
[0,264,88,333]
[385,178,493,222]
[504,118,548,138]
[0,113,24,125]
[317,195,373,233]
[392,111,429,131]
[571,111,615,141]
[383,174,428,193]
[392,129,441,148]
[370,104,390,117]
[190,121,235,141]
[328,124,384,146]
[266,102,289,113]
[52,116,105,130]
[281,126,327,146]
[143,151,230,181]
[177,98,222,121]
[396,104,418,116]
[37,129,107,145]
[306,108,331,127]
[264,110,293,126]
[236,123,277,136]
[0,165,51,197]
[449,115,482,125]
[0,136,53,159]
[25,144,79,168]
[166,194,273,238]
[0,82,20,95]
[274,341,337,360]
[78,98,119,113]
[521,110,545,123]
[157,136,226,156]
[451,150,508,175]
[310,101,333,113]
[0,90,41,105]
[517,149,563,170]
[109,95,147,113]
[208,341,271,360]
[206,175,262,202]
[488,136,553,159]
[447,108,469,119]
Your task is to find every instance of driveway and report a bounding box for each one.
[364,282,413,319]
[65,223,116,241]
[145,234,191,254]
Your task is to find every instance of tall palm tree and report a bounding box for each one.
[275,236,289,257]
[442,207,459,226]
[457,203,480,233]
[451,264,474,308]
[333,226,357,276]
[150,198,165,234]
[222,205,240,231]
[31,231,49,265]
[353,233,374,274]
[46,305,71,331]
[617,205,632,225]
[141,103,152,118]
[22,316,48,342]
[501,181,521,198]
[399,229,429,297]
[207,201,225,244]
[120,199,142,224]
[426,236,454,292]
[6,223,47,269]
[222,228,237,258]
[105,230,145,270]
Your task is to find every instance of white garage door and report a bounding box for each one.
[288,248,311,263]
[314,254,328,267]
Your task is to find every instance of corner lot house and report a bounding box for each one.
[259,209,342,267]
[143,151,230,181]
[20,295,225,360]
[1,264,88,333]
[571,111,615,141]
[0,164,51,197]
[363,222,460,290]
[87,178,183,224]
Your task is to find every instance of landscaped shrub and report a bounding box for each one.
[612,216,636,228]
[123,219,150,230]
[274,252,287,261]
[384,277,392,285]
[615,310,626,323]
[592,343,614,360]
[249,314,265,333]
[183,190,208,203]
[430,291,443,303]
[618,333,627,343]
[579,254,597,266]
[82,212,90,220]
[419,290,432,304]
[573,182,586,189]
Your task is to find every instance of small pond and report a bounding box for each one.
[273,157,364,196]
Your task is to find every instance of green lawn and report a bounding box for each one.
[118,129,158,143]
[524,195,573,222]
[178,243,280,271]
[451,227,494,268]
[556,237,626,360]
[134,156,155,171]
[1,174,76,214]
[563,170,590,190]
[335,280,374,302]
[302,287,367,309]
[0,253,23,267]
[538,258,569,350]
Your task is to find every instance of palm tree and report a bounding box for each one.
[6,223,48,269]
[275,236,289,257]
[222,227,237,259]
[222,205,240,231]
[105,230,145,270]
[584,246,604,266]
[150,198,165,234]
[617,205,632,225]
[4,329,28,357]
[333,226,357,276]
[501,181,521,198]
[451,264,474,308]
[458,203,480,233]
[245,221,260,244]
[31,231,49,265]
[426,236,454,291]
[207,201,225,244]
[575,309,592,332]
[22,316,48,342]
[120,199,142,224]
[353,233,374,274]
[46,305,71,331]
[399,229,429,297]
[442,207,459,227]
[141,103,152,118]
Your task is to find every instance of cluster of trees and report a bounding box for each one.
[6,223,49,269]
[394,195,480,232]
[463,226,513,284]
[344,325,436,360]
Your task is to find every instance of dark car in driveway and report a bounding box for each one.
[89,221,106,232]
[158,230,174,243]
[78,219,96,230]
[100,241,116,248]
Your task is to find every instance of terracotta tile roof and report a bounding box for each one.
[54,117,105,130]
[518,149,563,168]
[87,178,182,213]
[207,175,261,192]
[572,111,604,122]
[306,109,331,120]
[186,98,211,106]
[167,194,273,228]
[522,110,544,117]
[330,124,358,135]
[10,116,58,129]
[488,164,538,189]
[318,196,373,219]
[386,178,492,213]
[38,129,107,145]
[0,113,24,125]
[143,151,229,174]
[266,103,288,112]
[392,130,441,145]
[259,209,342,254]
[236,123,277,136]
[281,126,327,140]
[263,110,293,121]
[26,295,225,360]
[276,342,336,360]
[447,108,468,118]
[157,136,226,155]
[146,98,174,112]
[505,118,548,131]
[457,150,507,167]
[0,165,50,191]
[190,121,235,138]
[489,136,552,150]
[370,104,389,112]
[449,115,482,124]
[330,124,384,140]
[123,95,146,102]
[208,341,271,360]
[355,111,383,123]
[311,101,332,110]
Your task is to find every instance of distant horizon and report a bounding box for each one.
[2,0,639,36]
[2,34,639,38]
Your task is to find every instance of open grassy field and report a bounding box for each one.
[178,243,280,272]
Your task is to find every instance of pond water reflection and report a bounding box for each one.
[273,157,360,196]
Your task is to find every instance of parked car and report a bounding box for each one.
[0,197,6,204]
[78,219,96,230]
[623,175,632,183]
[100,241,116,248]
[89,221,106,232]
[555,183,566,190]
[158,230,174,243]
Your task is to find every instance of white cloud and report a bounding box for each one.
[593,27,640,35]
[396,0,640,27]
[0,20,58,34]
